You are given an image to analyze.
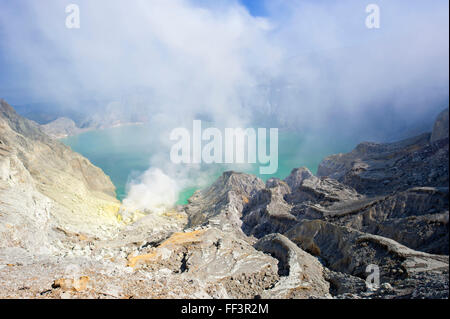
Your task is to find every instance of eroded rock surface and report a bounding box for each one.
[325,187,449,254]
[317,114,449,195]
[254,233,330,299]
[185,171,265,235]
[1,100,448,299]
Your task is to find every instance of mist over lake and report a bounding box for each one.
[62,124,356,205]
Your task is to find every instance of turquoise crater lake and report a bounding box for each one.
[62,125,355,205]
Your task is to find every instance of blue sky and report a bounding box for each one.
[239,0,268,16]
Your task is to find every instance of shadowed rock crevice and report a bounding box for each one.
[254,233,330,298]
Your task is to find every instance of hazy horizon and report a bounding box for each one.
[1,0,449,211]
[0,0,448,140]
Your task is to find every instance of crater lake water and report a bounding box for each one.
[62,125,356,205]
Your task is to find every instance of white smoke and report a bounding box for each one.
[122,168,180,214]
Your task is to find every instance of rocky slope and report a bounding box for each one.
[1,99,123,240]
[181,107,449,298]
[0,100,448,299]
[317,109,449,196]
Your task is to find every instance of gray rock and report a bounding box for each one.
[431,108,449,143]
[242,185,296,238]
[285,219,448,298]
[254,233,330,299]
[126,227,280,298]
[284,167,314,190]
[326,187,449,254]
[323,269,367,296]
[285,167,362,206]
[184,171,265,235]
[317,133,448,195]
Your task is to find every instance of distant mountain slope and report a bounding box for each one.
[15,99,150,138]
[13,102,87,125]
[40,117,87,139]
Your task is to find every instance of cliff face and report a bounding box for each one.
[0,99,121,249]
